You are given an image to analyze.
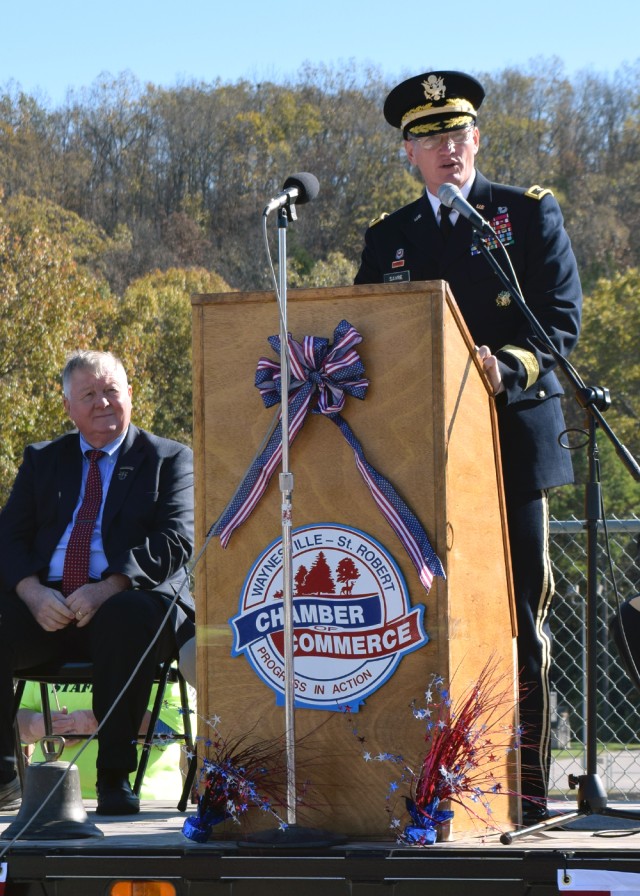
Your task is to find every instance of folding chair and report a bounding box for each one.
[12,658,197,811]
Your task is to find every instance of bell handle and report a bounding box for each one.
[40,734,65,762]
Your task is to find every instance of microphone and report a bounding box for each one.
[437,183,494,235]
[263,172,320,215]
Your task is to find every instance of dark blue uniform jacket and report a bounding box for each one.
[354,170,583,495]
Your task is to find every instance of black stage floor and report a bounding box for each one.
[4,800,640,895]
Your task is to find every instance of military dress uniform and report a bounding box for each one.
[355,166,583,815]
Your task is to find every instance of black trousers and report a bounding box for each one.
[506,488,554,807]
[0,588,177,776]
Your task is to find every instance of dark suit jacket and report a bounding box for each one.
[0,424,195,639]
[354,170,583,495]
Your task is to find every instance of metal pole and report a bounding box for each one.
[277,208,297,826]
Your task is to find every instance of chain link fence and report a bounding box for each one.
[548,516,640,800]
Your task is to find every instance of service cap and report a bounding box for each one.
[384,70,485,139]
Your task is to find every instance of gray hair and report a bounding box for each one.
[62,350,128,398]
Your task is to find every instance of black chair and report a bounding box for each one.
[12,658,197,811]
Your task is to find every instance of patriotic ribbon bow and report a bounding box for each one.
[212,319,445,592]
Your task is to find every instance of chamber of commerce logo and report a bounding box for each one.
[230,523,429,710]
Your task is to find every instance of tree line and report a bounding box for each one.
[0,58,638,514]
[3,58,640,293]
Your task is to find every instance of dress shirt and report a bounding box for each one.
[48,429,128,582]
[426,169,476,227]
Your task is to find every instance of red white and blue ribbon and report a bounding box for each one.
[212,319,445,592]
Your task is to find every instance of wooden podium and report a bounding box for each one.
[191,281,518,838]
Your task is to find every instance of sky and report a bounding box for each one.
[2,0,639,106]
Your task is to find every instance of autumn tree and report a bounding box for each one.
[0,194,112,503]
[549,267,640,520]
[108,266,233,442]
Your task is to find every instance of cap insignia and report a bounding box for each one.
[422,75,446,101]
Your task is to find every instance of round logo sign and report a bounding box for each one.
[230,523,429,711]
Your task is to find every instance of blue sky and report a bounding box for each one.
[3,0,639,105]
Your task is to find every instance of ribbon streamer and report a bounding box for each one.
[212,319,445,592]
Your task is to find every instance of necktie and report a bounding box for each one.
[61,449,105,597]
[439,204,453,240]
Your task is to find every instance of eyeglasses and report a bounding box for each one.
[410,127,475,151]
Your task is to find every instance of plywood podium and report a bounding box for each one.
[191,280,518,838]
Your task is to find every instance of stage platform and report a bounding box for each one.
[3,799,640,895]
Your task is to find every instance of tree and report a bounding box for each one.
[0,194,111,504]
[336,557,360,595]
[108,266,233,442]
[289,251,357,288]
[294,565,309,595]
[550,268,640,520]
[302,551,336,596]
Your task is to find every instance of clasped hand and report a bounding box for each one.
[31,583,97,631]
[17,576,116,631]
[19,707,97,746]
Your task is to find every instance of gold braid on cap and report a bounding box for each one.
[410,115,474,135]
[401,97,476,132]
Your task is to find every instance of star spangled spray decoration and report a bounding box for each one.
[181,718,293,842]
[212,319,445,593]
[344,657,520,844]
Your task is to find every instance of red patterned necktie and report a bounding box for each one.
[61,449,105,597]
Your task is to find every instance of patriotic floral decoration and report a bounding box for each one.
[182,717,293,843]
[212,319,445,593]
[348,658,519,845]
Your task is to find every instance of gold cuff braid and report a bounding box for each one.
[500,345,540,390]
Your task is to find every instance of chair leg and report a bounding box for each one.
[176,668,197,811]
[132,660,172,797]
[12,680,28,788]
[178,752,198,812]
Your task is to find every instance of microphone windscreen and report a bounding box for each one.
[283,172,320,204]
[437,182,459,209]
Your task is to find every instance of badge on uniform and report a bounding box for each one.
[392,248,405,269]
[471,210,514,255]
[384,271,410,282]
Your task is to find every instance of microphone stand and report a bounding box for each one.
[464,228,640,843]
[240,198,341,849]
[276,203,298,832]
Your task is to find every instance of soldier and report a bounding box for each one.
[355,70,583,823]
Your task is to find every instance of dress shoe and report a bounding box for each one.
[96,773,140,816]
[522,802,567,827]
[0,774,22,811]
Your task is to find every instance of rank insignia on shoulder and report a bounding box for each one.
[496,290,512,307]
[525,184,553,200]
[369,212,389,227]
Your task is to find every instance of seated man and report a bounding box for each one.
[17,672,196,800]
[0,349,195,815]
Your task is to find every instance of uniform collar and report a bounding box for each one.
[426,169,477,221]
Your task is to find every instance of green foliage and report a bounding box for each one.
[289,251,357,288]
[548,268,640,520]
[0,60,639,516]
[108,267,232,443]
[0,195,111,504]
[576,269,640,457]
